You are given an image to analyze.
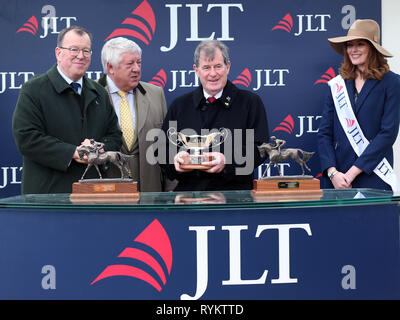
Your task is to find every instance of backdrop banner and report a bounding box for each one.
[0,0,381,196]
[0,203,398,299]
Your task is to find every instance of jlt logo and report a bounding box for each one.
[161,3,244,52]
[168,68,290,92]
[91,219,173,292]
[16,5,77,38]
[0,72,34,94]
[181,224,312,300]
[347,125,365,147]
[272,13,331,36]
[89,221,312,300]
[107,1,243,51]
[0,167,22,189]
[271,5,358,37]
[273,114,321,138]
[0,70,102,94]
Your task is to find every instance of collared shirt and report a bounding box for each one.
[106,75,136,129]
[203,89,223,101]
[56,66,83,94]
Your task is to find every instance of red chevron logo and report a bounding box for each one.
[346,118,355,128]
[272,114,294,134]
[105,0,156,45]
[16,16,39,36]
[271,13,293,33]
[148,69,167,88]
[91,219,172,291]
[232,68,251,87]
[336,83,343,93]
[314,67,336,85]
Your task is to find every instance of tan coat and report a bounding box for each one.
[98,75,174,192]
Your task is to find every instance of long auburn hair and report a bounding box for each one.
[339,40,390,80]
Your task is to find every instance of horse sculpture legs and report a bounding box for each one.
[80,163,103,180]
[293,155,312,176]
[113,163,125,179]
[77,146,134,180]
[262,162,281,178]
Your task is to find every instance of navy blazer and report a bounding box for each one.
[318,71,400,190]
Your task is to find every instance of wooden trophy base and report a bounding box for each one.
[251,176,323,202]
[70,179,140,204]
[180,154,213,170]
[180,164,212,170]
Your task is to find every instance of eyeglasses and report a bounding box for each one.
[59,46,92,57]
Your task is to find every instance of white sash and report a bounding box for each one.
[328,75,399,192]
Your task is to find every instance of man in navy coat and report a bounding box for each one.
[160,40,269,191]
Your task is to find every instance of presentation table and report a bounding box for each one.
[0,188,399,300]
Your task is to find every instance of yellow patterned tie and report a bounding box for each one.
[117,90,135,151]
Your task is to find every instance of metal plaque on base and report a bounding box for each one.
[251,176,323,201]
[70,179,139,204]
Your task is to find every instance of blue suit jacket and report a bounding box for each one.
[318,71,400,190]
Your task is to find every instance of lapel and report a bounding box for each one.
[82,78,98,113]
[47,64,70,93]
[48,64,99,114]
[135,82,149,139]
[345,79,356,112]
[99,77,114,105]
[99,76,148,150]
[99,75,135,150]
[349,78,379,114]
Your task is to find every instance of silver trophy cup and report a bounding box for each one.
[167,127,228,169]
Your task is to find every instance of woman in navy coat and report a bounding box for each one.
[318,19,400,190]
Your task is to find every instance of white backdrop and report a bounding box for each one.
[382,0,400,178]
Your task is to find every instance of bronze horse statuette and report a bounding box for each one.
[258,138,314,178]
[77,145,133,180]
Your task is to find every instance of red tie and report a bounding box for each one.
[207,96,216,103]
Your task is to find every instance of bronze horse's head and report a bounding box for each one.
[77,145,90,160]
[257,142,273,158]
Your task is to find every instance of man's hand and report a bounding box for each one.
[200,152,225,173]
[72,138,93,164]
[72,147,87,164]
[81,138,92,147]
[174,151,194,172]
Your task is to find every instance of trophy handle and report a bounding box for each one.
[210,128,229,147]
[167,127,187,148]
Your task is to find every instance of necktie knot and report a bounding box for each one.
[207,96,216,103]
[71,82,80,93]
[117,90,127,98]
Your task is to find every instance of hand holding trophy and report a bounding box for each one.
[167,127,228,170]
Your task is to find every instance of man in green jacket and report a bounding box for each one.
[12,26,122,194]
